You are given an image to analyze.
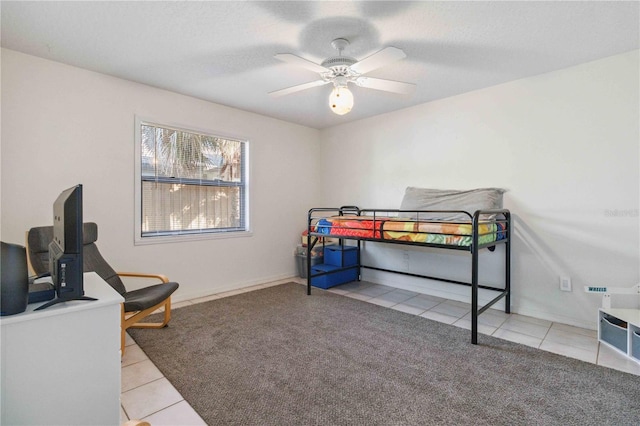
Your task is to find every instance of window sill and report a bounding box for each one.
[134,230,253,246]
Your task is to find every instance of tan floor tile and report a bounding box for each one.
[461,310,509,328]
[374,288,419,304]
[403,294,441,310]
[492,328,542,348]
[356,284,395,298]
[420,310,459,325]
[120,405,129,423]
[121,378,184,420]
[508,313,552,328]
[121,343,149,367]
[597,343,640,375]
[429,301,469,318]
[453,318,497,336]
[499,316,550,339]
[390,303,426,316]
[336,281,374,292]
[443,299,472,309]
[121,359,164,392]
[143,400,207,426]
[544,327,598,352]
[344,292,373,301]
[124,332,136,347]
[327,287,350,295]
[368,297,397,308]
[550,322,597,338]
[540,339,597,363]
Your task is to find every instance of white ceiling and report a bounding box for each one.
[2,1,638,129]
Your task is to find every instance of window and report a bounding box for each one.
[135,119,249,242]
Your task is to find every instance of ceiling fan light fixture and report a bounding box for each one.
[329,85,354,115]
[271,38,414,115]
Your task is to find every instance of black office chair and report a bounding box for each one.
[27,222,179,355]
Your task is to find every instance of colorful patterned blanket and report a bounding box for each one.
[315,215,506,247]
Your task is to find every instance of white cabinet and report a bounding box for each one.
[1,272,124,425]
[598,308,640,364]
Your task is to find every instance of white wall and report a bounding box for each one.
[1,48,321,301]
[320,50,640,329]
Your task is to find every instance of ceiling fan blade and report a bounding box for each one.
[356,77,416,95]
[350,47,406,75]
[269,80,330,97]
[274,53,330,74]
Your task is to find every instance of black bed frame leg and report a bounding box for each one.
[471,247,479,345]
[471,213,480,344]
[306,228,312,295]
[505,213,511,314]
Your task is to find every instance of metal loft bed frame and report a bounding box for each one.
[306,206,511,344]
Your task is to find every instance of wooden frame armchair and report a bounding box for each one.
[27,223,179,355]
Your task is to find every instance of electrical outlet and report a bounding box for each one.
[560,276,572,292]
[402,250,410,271]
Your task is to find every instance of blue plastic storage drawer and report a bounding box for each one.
[600,313,628,353]
[632,329,640,362]
[311,263,358,289]
[324,245,358,267]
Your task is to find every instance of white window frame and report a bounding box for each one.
[134,116,251,245]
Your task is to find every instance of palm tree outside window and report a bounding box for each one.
[139,121,248,238]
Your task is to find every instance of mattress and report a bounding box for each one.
[314,215,506,247]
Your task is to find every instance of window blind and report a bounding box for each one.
[140,122,247,236]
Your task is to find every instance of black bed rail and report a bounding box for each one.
[306,206,511,345]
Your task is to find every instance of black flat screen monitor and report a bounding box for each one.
[35,184,95,310]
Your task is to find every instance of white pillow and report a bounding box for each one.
[399,187,506,220]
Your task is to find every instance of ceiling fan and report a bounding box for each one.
[269,38,416,115]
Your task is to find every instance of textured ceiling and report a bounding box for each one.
[2,1,638,129]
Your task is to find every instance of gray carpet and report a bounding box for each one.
[129,283,640,426]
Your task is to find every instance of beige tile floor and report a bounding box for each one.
[120,278,640,424]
